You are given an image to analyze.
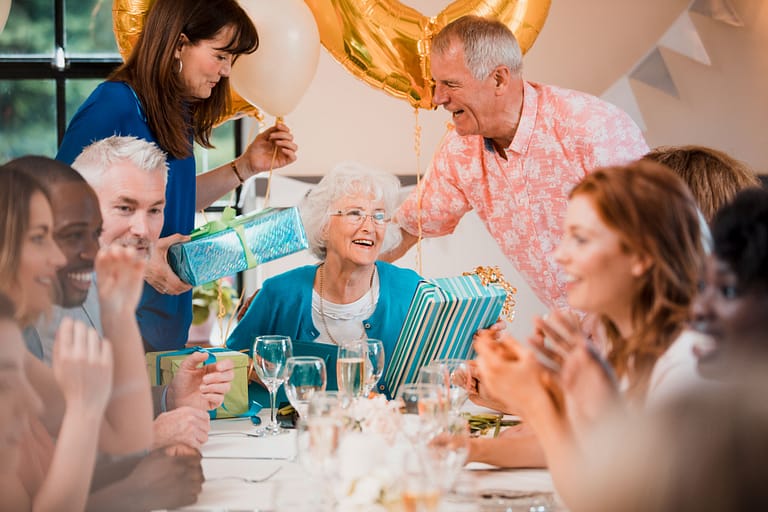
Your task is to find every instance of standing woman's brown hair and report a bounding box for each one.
[110,0,258,158]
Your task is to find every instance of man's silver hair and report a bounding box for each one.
[299,161,402,261]
[72,135,169,188]
[432,15,522,80]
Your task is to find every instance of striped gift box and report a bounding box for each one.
[384,274,507,398]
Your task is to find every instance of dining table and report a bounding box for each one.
[171,408,561,511]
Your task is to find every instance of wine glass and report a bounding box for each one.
[285,356,327,418]
[363,338,385,396]
[424,359,471,413]
[397,382,448,443]
[252,335,293,435]
[336,339,367,400]
[427,414,471,493]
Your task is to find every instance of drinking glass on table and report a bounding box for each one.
[285,356,327,418]
[423,359,471,413]
[363,338,385,396]
[397,382,448,442]
[252,335,293,435]
[336,339,367,399]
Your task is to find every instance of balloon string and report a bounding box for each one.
[413,107,423,276]
[221,285,247,344]
[263,116,283,208]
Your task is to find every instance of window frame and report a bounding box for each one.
[0,0,244,290]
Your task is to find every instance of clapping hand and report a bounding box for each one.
[473,329,565,419]
[52,317,113,415]
[531,311,620,441]
[95,245,146,317]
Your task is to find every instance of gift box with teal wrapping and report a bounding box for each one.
[384,269,516,398]
[145,347,255,419]
[168,206,309,286]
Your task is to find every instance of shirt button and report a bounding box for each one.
[364,323,371,329]
[379,385,385,391]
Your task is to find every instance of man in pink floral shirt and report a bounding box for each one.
[384,16,649,309]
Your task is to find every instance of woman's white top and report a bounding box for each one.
[311,269,381,345]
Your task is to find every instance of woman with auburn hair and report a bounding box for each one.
[56,0,298,351]
[468,161,706,484]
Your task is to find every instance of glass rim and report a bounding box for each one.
[287,355,325,363]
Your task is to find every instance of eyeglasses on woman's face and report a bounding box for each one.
[330,208,390,226]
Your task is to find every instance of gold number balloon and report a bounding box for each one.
[305,0,551,109]
[112,0,262,125]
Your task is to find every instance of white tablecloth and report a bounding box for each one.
[174,414,557,511]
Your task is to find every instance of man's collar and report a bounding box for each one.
[482,81,538,159]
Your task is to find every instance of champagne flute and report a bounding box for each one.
[252,335,293,435]
[336,340,367,400]
[363,338,385,396]
[285,356,327,418]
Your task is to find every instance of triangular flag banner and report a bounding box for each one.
[601,77,647,131]
[630,48,679,98]
[659,11,711,65]
[690,0,744,27]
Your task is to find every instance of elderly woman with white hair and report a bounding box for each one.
[227,162,422,396]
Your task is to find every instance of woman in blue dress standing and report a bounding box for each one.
[57,0,298,350]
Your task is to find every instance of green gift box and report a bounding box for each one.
[145,347,251,419]
[168,206,308,286]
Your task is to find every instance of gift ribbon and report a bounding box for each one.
[188,206,262,268]
[152,346,262,419]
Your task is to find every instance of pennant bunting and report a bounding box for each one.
[659,11,711,65]
[630,48,679,98]
[601,77,647,131]
[601,0,742,131]
[690,0,744,27]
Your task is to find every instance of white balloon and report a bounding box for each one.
[231,0,321,117]
[0,0,11,34]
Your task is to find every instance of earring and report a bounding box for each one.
[177,59,183,73]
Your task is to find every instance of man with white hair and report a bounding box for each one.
[27,135,232,450]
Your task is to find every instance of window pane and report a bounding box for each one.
[0,79,56,161]
[194,122,236,206]
[0,1,54,56]
[66,0,120,57]
[65,79,103,124]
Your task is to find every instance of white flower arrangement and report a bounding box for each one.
[334,395,408,510]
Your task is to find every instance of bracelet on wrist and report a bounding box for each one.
[230,160,245,185]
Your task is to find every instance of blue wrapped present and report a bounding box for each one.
[384,271,515,398]
[168,206,308,286]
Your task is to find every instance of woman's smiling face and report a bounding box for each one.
[15,191,65,325]
[554,194,645,322]
[324,193,388,267]
[692,254,768,375]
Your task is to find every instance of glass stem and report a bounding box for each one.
[269,388,278,427]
